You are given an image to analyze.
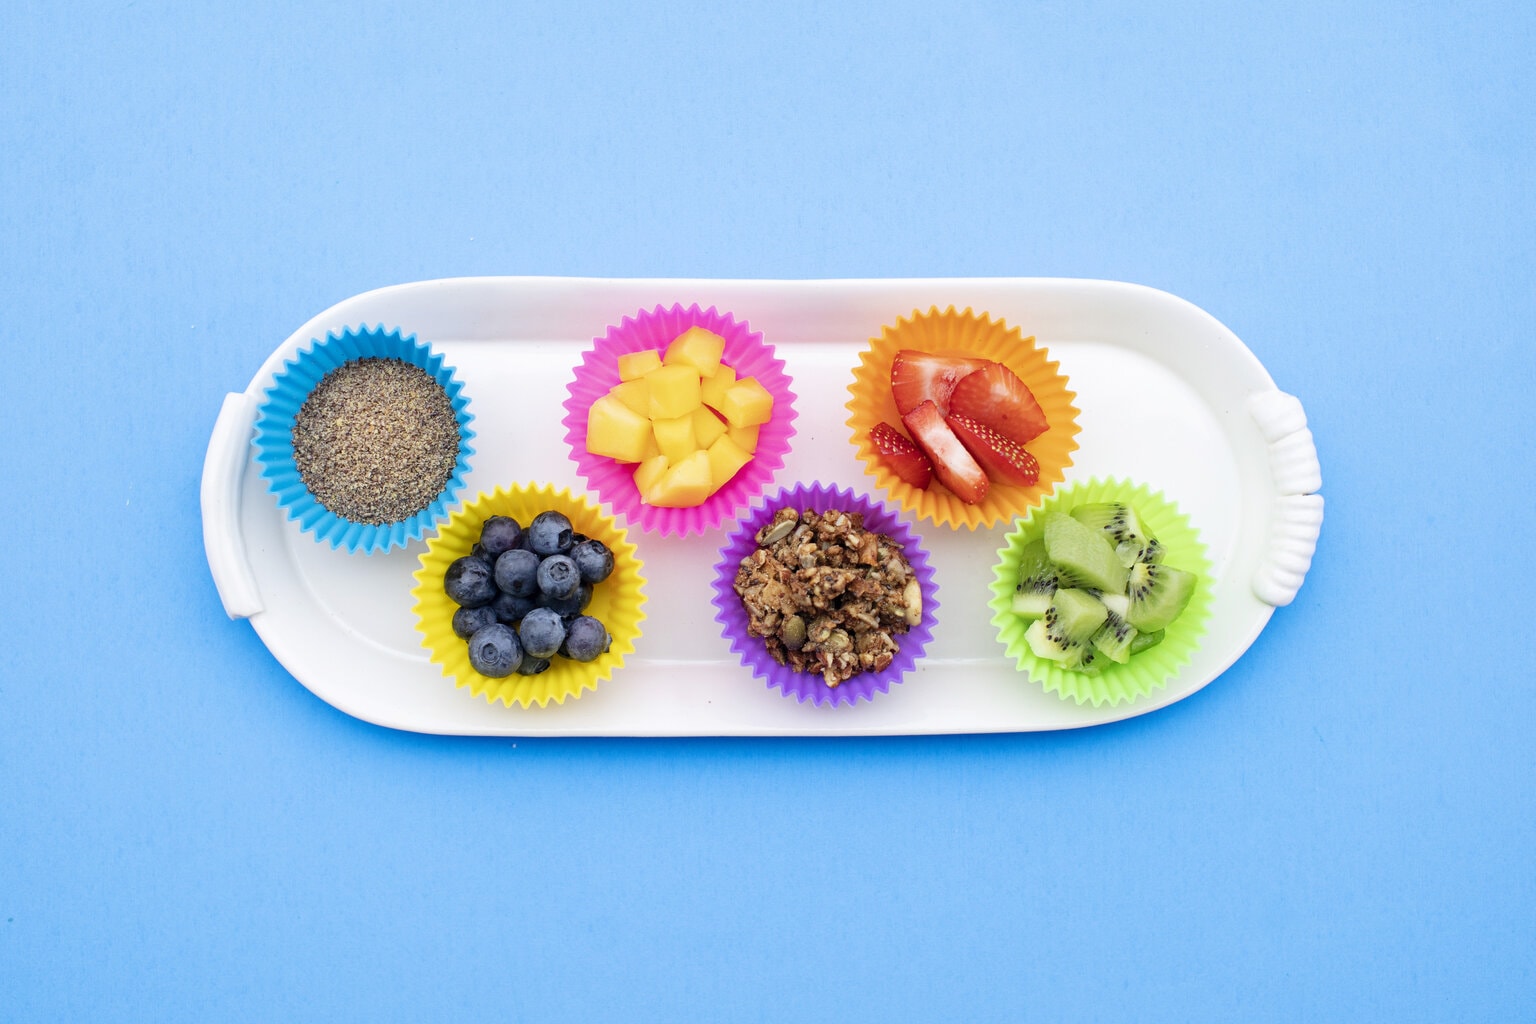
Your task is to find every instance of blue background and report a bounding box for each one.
[3,2,1532,1020]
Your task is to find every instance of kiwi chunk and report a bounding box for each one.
[1025,588,1109,674]
[1011,539,1061,619]
[1043,513,1126,593]
[1124,561,1197,632]
[1071,502,1163,567]
[1090,610,1137,664]
[1047,587,1110,644]
[1023,618,1102,674]
[1129,629,1165,655]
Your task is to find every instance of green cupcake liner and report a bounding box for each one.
[987,477,1213,707]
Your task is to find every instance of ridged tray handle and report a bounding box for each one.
[202,392,264,619]
[1247,391,1323,607]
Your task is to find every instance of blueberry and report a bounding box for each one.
[536,554,580,599]
[538,582,591,618]
[570,538,615,584]
[452,604,499,640]
[492,590,537,625]
[466,623,523,678]
[444,556,497,607]
[518,607,566,659]
[527,510,574,556]
[493,549,541,597]
[563,615,611,663]
[479,515,523,558]
[516,656,551,676]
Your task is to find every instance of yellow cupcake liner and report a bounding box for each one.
[410,482,647,708]
[987,477,1212,707]
[845,306,1080,530]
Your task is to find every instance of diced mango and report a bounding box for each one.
[706,435,753,489]
[644,364,702,420]
[638,431,661,462]
[727,421,759,454]
[633,454,669,498]
[586,394,653,463]
[698,363,738,412]
[644,449,713,507]
[717,376,774,427]
[617,349,663,381]
[691,406,728,449]
[651,413,698,464]
[609,377,651,417]
[663,327,727,377]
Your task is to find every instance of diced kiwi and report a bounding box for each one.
[1046,587,1110,643]
[1090,610,1137,664]
[1010,539,1061,619]
[1070,501,1164,567]
[1026,587,1109,673]
[1043,513,1126,593]
[1025,617,1102,674]
[1124,561,1197,632]
[1013,503,1194,671]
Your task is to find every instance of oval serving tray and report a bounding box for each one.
[202,277,1322,736]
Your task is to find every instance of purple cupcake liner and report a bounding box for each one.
[560,303,798,537]
[709,481,940,707]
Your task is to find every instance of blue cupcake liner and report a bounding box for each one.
[251,324,476,554]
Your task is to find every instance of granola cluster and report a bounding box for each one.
[732,507,922,686]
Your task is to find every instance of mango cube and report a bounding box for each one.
[664,327,727,377]
[651,414,698,465]
[617,349,663,381]
[727,421,759,454]
[586,394,653,463]
[609,377,651,417]
[633,454,669,498]
[706,435,753,489]
[644,449,713,507]
[638,431,662,462]
[645,364,702,420]
[698,363,738,412]
[691,406,728,449]
[717,375,774,427]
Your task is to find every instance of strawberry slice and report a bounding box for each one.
[900,400,989,504]
[947,362,1050,445]
[947,414,1040,487]
[890,349,991,416]
[869,422,933,490]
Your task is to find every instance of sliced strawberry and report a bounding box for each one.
[947,362,1050,445]
[900,400,990,504]
[869,422,933,490]
[947,413,1040,487]
[890,349,992,416]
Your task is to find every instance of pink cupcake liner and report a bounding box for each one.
[561,303,798,537]
[709,481,940,707]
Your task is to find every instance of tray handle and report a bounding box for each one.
[1246,390,1323,607]
[202,392,264,619]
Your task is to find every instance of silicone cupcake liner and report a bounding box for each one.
[709,481,939,707]
[987,477,1212,707]
[560,303,798,537]
[845,305,1080,530]
[251,324,476,554]
[410,482,647,709]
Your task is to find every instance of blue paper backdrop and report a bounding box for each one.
[3,2,1531,1021]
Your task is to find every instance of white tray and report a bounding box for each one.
[202,277,1322,736]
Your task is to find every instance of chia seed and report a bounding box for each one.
[291,357,460,525]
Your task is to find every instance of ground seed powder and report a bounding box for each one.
[291,358,460,525]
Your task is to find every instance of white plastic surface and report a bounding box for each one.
[203,277,1321,735]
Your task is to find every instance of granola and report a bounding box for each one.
[732,507,922,686]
